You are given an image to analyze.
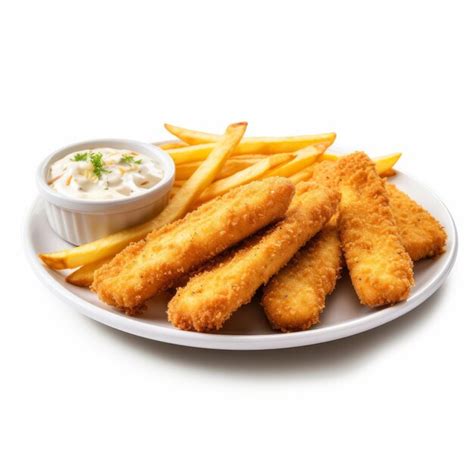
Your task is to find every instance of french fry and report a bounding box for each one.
[374,152,402,175]
[166,143,226,164]
[175,159,257,180]
[39,219,162,270]
[39,122,247,270]
[174,156,263,180]
[158,141,189,150]
[213,160,257,178]
[66,257,113,287]
[164,123,221,144]
[165,124,337,151]
[380,168,397,178]
[263,143,328,178]
[287,164,317,185]
[261,152,294,167]
[195,153,294,204]
[321,153,340,162]
[164,125,336,165]
[230,154,269,160]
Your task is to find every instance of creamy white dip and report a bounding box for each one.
[48,148,164,200]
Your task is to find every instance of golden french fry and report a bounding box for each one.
[230,154,269,160]
[166,143,223,164]
[263,143,328,178]
[175,159,256,180]
[66,257,113,287]
[374,153,402,175]
[39,219,161,270]
[287,164,317,185]
[174,156,263,168]
[213,160,256,178]
[175,165,194,180]
[164,124,337,151]
[321,153,340,162]
[164,124,221,144]
[380,168,397,178]
[164,125,336,165]
[158,141,189,150]
[39,122,247,270]
[195,153,294,204]
[264,152,294,167]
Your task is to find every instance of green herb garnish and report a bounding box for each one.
[121,154,142,166]
[89,152,111,179]
[71,152,88,161]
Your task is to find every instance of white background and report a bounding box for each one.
[1,1,472,473]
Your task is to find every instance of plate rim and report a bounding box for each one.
[25,171,458,350]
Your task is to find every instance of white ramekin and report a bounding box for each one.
[37,138,175,245]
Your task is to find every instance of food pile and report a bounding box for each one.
[40,122,446,332]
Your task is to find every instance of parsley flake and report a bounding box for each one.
[71,152,88,162]
[121,154,142,166]
[89,152,111,179]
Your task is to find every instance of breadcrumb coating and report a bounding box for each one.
[261,179,447,330]
[338,153,414,307]
[262,217,342,332]
[168,164,340,332]
[92,177,295,313]
[386,183,447,261]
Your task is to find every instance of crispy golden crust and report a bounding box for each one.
[386,183,447,261]
[168,171,340,332]
[313,159,341,188]
[262,218,342,332]
[338,153,414,307]
[92,177,295,313]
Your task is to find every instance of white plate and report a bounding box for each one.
[25,171,457,350]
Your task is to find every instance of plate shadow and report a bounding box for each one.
[84,284,448,379]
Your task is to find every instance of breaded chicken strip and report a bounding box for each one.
[338,153,414,307]
[168,163,340,332]
[262,161,342,332]
[386,183,447,261]
[92,177,295,313]
[261,179,446,331]
[262,216,342,332]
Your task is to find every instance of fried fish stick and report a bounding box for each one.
[92,177,295,313]
[168,165,340,332]
[262,163,341,332]
[386,183,447,261]
[338,153,414,307]
[262,217,342,332]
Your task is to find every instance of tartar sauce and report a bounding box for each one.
[48,148,164,200]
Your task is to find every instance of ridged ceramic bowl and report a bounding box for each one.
[37,139,175,245]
